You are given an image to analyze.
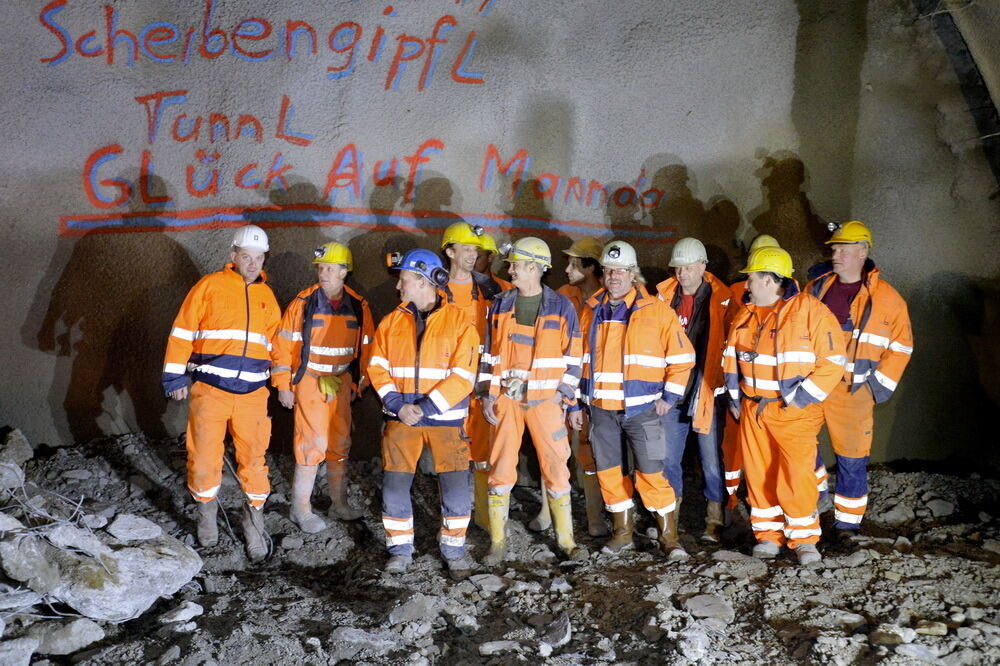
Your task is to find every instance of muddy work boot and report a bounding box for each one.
[290,464,326,533]
[196,498,219,547]
[702,500,724,543]
[327,464,364,521]
[549,493,589,561]
[752,540,780,559]
[384,555,412,573]
[242,502,269,563]
[582,474,610,537]
[795,543,823,566]
[528,481,552,532]
[654,510,688,561]
[444,554,474,581]
[602,507,635,554]
[482,494,510,567]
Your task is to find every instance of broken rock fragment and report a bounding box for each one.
[29,618,105,655]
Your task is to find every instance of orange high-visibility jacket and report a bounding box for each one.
[723,281,846,409]
[557,284,585,314]
[655,272,732,434]
[271,284,375,392]
[446,271,506,340]
[368,300,480,428]
[162,264,280,395]
[807,262,913,403]
[579,287,696,419]
[477,285,582,406]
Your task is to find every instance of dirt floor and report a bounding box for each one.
[2,430,999,665]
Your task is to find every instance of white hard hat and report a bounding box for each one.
[232,225,269,252]
[669,237,708,267]
[600,241,638,268]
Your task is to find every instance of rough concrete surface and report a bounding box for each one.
[0,1,997,468]
[0,431,997,664]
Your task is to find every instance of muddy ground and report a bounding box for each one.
[2,430,999,665]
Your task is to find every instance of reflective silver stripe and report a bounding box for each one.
[245,491,269,501]
[888,340,913,354]
[439,534,466,547]
[193,365,269,382]
[195,328,271,348]
[646,501,676,516]
[784,513,818,527]
[743,377,780,391]
[746,353,778,366]
[713,386,728,396]
[442,516,470,529]
[386,534,414,545]
[370,356,390,370]
[664,381,686,395]
[751,505,782,518]
[826,355,847,366]
[593,372,624,383]
[427,408,468,421]
[752,521,784,531]
[163,362,187,375]
[533,357,567,369]
[391,367,449,379]
[278,329,302,341]
[560,373,580,388]
[624,393,659,407]
[429,389,451,413]
[784,527,822,539]
[528,379,561,390]
[190,485,220,499]
[624,354,665,368]
[383,517,414,530]
[605,498,633,513]
[451,367,476,382]
[778,351,817,364]
[664,352,696,364]
[799,378,828,402]
[834,495,868,509]
[306,361,350,374]
[376,383,398,398]
[725,471,742,481]
[873,370,898,391]
[272,365,292,374]
[814,467,827,478]
[834,511,864,524]
[171,326,195,341]
[311,345,355,356]
[857,331,890,348]
[593,389,625,400]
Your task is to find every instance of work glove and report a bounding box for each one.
[319,375,343,402]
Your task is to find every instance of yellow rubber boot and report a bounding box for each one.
[549,493,588,561]
[482,493,509,567]
[473,469,491,531]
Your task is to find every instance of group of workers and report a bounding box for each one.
[162,217,912,577]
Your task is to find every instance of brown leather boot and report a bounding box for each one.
[655,510,688,561]
[702,500,723,543]
[582,474,610,537]
[601,508,634,554]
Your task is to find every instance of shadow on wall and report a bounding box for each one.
[747,150,829,282]
[25,175,200,445]
[886,271,996,465]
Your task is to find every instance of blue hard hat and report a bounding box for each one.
[388,248,449,286]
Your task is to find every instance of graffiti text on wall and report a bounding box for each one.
[39,0,490,90]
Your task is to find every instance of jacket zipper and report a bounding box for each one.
[237,281,250,380]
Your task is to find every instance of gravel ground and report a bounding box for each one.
[1,430,998,665]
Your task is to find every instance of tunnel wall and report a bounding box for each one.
[1,0,998,465]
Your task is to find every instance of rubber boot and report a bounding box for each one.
[327,464,364,521]
[242,502,268,563]
[602,508,634,554]
[528,481,552,532]
[724,492,740,527]
[473,469,490,531]
[549,493,588,561]
[655,510,688,561]
[290,464,326,533]
[582,474,610,537]
[196,499,218,547]
[482,494,510,566]
[702,500,723,543]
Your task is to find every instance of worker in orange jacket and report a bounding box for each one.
[655,237,732,542]
[720,235,829,520]
[162,225,280,562]
[807,221,913,538]
[477,237,586,565]
[580,241,695,560]
[272,242,374,533]
[440,221,506,531]
[723,246,846,565]
[368,249,480,579]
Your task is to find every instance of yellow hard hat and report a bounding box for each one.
[827,220,873,248]
[505,237,552,268]
[313,242,353,270]
[563,237,604,261]
[479,232,499,255]
[748,234,780,253]
[441,221,485,249]
[741,247,793,279]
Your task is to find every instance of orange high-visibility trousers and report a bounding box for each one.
[573,409,597,474]
[720,408,742,507]
[292,374,353,468]
[466,397,491,468]
[488,397,572,496]
[822,381,875,527]
[739,399,823,548]
[186,381,271,508]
